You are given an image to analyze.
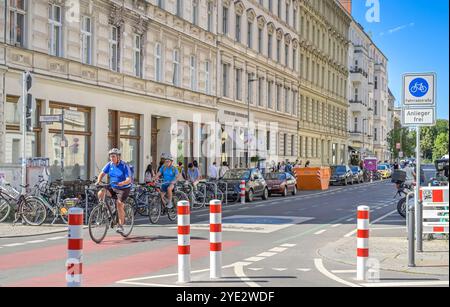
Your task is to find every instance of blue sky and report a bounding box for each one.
[352,0,449,120]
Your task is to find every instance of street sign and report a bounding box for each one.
[402,73,436,106]
[402,107,436,127]
[396,143,401,150]
[399,151,404,158]
[40,115,63,123]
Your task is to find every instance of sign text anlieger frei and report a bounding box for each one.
[402,108,435,126]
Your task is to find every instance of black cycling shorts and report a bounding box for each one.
[107,187,131,203]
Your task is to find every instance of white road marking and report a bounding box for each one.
[273,268,287,271]
[47,236,66,240]
[24,240,46,244]
[361,281,449,287]
[245,257,266,262]
[314,230,327,235]
[331,224,342,228]
[346,218,354,222]
[248,268,263,271]
[344,210,397,237]
[280,243,297,247]
[257,252,277,258]
[297,268,312,272]
[2,243,25,247]
[314,259,361,287]
[234,263,261,288]
[331,270,357,274]
[269,247,288,253]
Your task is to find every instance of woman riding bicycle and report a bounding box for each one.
[152,154,181,209]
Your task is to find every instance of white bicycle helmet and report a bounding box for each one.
[109,148,121,156]
[165,154,174,161]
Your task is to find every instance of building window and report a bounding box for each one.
[158,0,165,9]
[190,56,197,91]
[354,117,358,132]
[247,21,253,48]
[268,33,273,58]
[292,48,297,71]
[283,133,287,156]
[258,77,264,107]
[205,61,211,94]
[109,26,120,72]
[285,87,289,113]
[81,16,92,65]
[176,0,183,18]
[222,6,229,34]
[48,103,91,181]
[155,43,163,82]
[48,4,62,56]
[133,34,143,78]
[109,111,140,181]
[267,81,273,109]
[276,84,282,111]
[266,131,271,151]
[235,14,241,43]
[374,100,378,115]
[207,2,214,31]
[9,0,27,47]
[172,49,180,86]
[374,128,378,141]
[247,73,254,104]
[276,39,281,63]
[258,27,263,53]
[286,2,290,24]
[285,44,289,66]
[192,0,199,25]
[222,63,229,97]
[375,76,378,89]
[235,69,242,101]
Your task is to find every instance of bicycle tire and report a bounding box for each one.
[192,190,206,209]
[148,195,162,224]
[168,192,188,221]
[0,199,11,223]
[120,202,135,238]
[22,197,47,226]
[88,205,109,244]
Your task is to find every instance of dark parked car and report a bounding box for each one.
[221,168,269,202]
[330,165,354,186]
[350,166,364,184]
[264,172,297,197]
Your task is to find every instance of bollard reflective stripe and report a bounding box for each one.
[67,208,83,287]
[356,206,370,281]
[177,200,191,283]
[240,180,246,204]
[210,200,222,279]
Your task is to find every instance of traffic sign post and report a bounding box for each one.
[402,72,437,255]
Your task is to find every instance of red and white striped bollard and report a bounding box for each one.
[178,200,191,283]
[357,205,370,281]
[67,207,83,287]
[240,180,246,204]
[210,200,222,279]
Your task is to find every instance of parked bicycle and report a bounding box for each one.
[0,183,47,226]
[88,184,135,244]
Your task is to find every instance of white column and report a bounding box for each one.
[92,105,109,175]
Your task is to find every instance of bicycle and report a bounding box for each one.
[147,181,189,224]
[200,180,225,205]
[34,180,76,224]
[182,181,207,209]
[0,183,47,226]
[410,82,428,94]
[127,184,150,217]
[88,184,135,244]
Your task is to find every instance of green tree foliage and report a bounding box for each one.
[433,133,449,161]
[387,118,416,159]
[420,119,449,161]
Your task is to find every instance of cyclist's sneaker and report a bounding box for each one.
[116,225,125,234]
[166,201,174,209]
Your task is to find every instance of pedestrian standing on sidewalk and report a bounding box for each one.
[208,162,219,180]
[193,160,202,179]
[219,161,230,178]
[305,160,311,168]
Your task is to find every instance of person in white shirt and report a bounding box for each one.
[208,162,219,180]
[219,161,230,178]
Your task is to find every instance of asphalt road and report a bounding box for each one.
[0,180,448,287]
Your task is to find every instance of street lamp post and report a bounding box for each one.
[247,76,258,168]
[362,118,367,160]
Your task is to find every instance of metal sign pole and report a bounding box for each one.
[415,126,423,252]
[61,109,65,182]
[21,72,27,193]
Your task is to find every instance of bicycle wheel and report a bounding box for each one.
[88,205,109,244]
[0,199,11,223]
[168,192,188,221]
[120,201,135,238]
[148,195,161,224]
[22,197,47,226]
[192,190,206,209]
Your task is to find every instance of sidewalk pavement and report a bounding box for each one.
[318,236,449,276]
[0,223,69,239]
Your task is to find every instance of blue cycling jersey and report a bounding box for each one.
[102,160,132,189]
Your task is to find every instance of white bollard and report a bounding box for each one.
[210,200,222,279]
[67,207,83,287]
[240,180,246,204]
[178,200,191,283]
[357,205,370,281]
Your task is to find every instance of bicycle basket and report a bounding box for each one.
[2,185,20,201]
[63,198,80,208]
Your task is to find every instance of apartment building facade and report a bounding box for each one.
[298,0,352,166]
[1,0,220,181]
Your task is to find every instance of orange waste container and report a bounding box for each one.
[293,167,331,191]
